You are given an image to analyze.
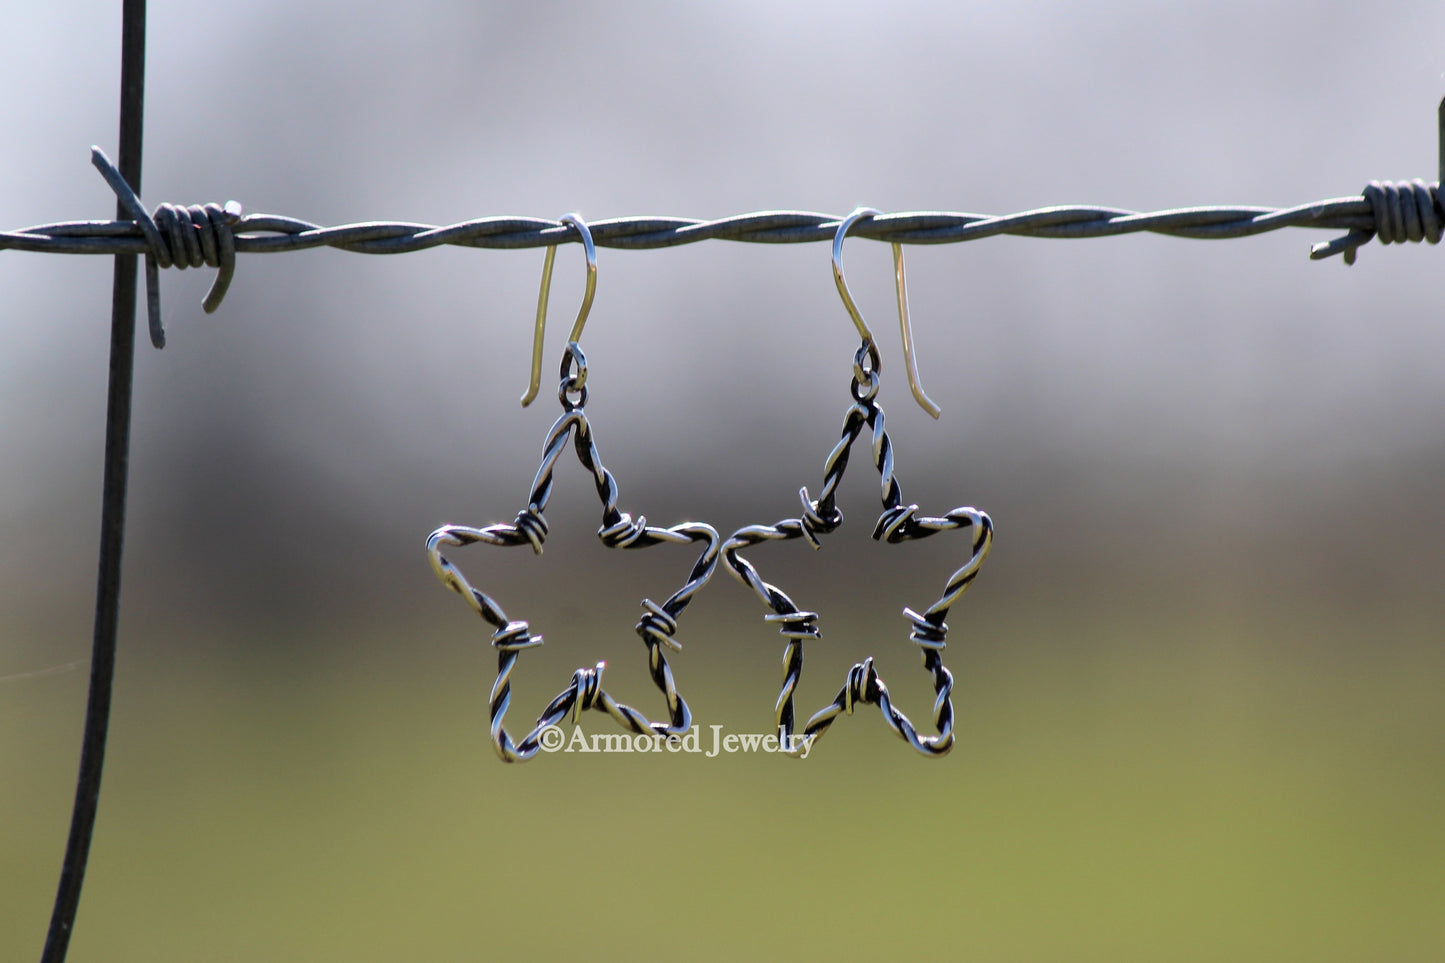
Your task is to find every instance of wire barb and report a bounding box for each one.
[1309,179,1442,264]
[89,147,241,348]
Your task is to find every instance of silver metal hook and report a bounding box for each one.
[831,207,941,419]
[521,213,597,407]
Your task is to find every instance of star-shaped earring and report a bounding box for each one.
[723,209,993,757]
[426,216,720,762]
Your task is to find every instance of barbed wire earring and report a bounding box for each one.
[724,208,994,758]
[426,214,720,763]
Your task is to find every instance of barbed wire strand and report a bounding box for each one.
[1,148,1441,350]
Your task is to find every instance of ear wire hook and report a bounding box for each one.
[521,213,597,407]
[832,207,941,419]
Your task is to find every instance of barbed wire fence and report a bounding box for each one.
[10,2,1444,961]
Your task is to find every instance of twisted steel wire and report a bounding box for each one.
[426,343,720,763]
[9,193,1405,253]
[723,342,994,758]
[1,148,1441,348]
[9,171,1440,254]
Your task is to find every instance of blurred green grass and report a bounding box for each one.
[4,602,1441,961]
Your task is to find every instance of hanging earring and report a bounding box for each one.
[427,214,720,763]
[724,208,993,757]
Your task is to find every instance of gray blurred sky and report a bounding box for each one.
[2,1,1444,666]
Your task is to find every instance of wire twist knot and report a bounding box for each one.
[492,620,543,653]
[1364,179,1442,245]
[797,487,843,549]
[873,502,920,542]
[843,658,880,714]
[571,662,606,722]
[635,599,681,651]
[599,512,650,548]
[764,610,821,640]
[512,507,548,553]
[149,202,241,272]
[903,607,949,650]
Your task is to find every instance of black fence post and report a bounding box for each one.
[40,1,147,960]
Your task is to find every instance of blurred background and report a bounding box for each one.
[3,1,1443,959]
